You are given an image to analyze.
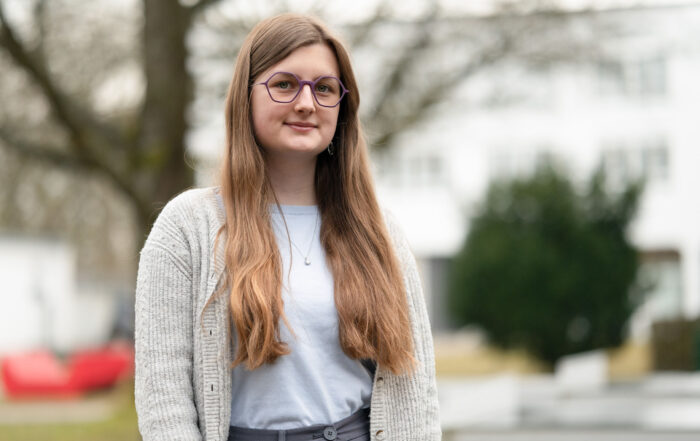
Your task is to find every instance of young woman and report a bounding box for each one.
[135,13,440,441]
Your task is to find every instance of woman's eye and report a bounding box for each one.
[276,81,290,89]
[316,84,330,93]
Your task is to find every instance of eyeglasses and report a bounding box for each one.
[254,71,349,108]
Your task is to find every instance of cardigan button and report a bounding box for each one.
[375,429,385,440]
[376,376,384,385]
[323,426,337,440]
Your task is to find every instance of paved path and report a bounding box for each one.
[449,430,700,441]
[0,389,120,424]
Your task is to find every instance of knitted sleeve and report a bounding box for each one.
[382,210,442,440]
[134,199,202,441]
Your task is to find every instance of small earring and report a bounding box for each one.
[327,141,334,156]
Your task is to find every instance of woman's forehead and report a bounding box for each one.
[260,43,340,80]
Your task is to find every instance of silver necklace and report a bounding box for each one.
[286,211,319,265]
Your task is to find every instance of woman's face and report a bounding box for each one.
[250,43,341,161]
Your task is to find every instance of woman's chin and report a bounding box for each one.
[264,145,326,161]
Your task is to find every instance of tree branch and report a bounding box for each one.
[0,1,128,155]
[1,5,85,152]
[33,0,47,61]
[0,125,149,223]
[346,0,391,48]
[365,5,595,150]
[370,32,512,149]
[0,1,142,203]
[0,127,89,172]
[188,0,225,15]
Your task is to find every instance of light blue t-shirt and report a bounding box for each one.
[227,203,372,429]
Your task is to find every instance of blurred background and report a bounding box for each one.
[1,0,700,440]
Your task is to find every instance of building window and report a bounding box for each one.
[598,60,626,96]
[641,144,669,182]
[602,137,670,184]
[597,56,667,98]
[636,251,683,322]
[489,149,563,180]
[637,57,667,96]
[376,150,446,189]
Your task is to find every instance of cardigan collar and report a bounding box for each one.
[205,187,228,305]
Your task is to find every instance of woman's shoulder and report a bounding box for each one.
[153,186,223,227]
[158,186,219,217]
[143,187,221,250]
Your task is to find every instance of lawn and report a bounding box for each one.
[0,380,140,441]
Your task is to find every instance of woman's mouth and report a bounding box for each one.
[285,122,316,132]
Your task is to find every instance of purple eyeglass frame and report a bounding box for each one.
[254,71,349,108]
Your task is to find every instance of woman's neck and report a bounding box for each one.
[266,155,317,206]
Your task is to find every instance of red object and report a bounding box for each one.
[0,350,79,398]
[68,342,134,390]
[0,342,134,399]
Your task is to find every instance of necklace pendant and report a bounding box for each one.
[304,257,311,266]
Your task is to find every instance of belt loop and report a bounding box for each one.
[278,430,285,441]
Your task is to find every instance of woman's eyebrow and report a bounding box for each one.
[306,74,338,81]
[282,71,339,80]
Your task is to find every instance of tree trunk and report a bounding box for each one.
[139,0,195,231]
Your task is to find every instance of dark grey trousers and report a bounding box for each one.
[227,407,370,441]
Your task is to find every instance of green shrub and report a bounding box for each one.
[448,163,643,366]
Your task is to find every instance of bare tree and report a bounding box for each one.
[0,0,606,277]
[191,1,604,150]
[0,0,225,241]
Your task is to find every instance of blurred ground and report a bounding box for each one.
[0,338,684,440]
[434,333,652,379]
[0,379,139,441]
[449,431,700,441]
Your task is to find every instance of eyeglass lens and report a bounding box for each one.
[266,72,343,107]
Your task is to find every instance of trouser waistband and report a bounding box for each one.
[227,406,370,441]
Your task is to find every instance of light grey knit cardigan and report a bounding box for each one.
[134,187,441,441]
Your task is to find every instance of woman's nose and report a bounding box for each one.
[294,84,316,112]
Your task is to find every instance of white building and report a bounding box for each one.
[0,235,118,355]
[189,1,700,338]
[374,2,700,337]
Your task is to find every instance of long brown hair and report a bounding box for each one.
[217,13,415,375]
